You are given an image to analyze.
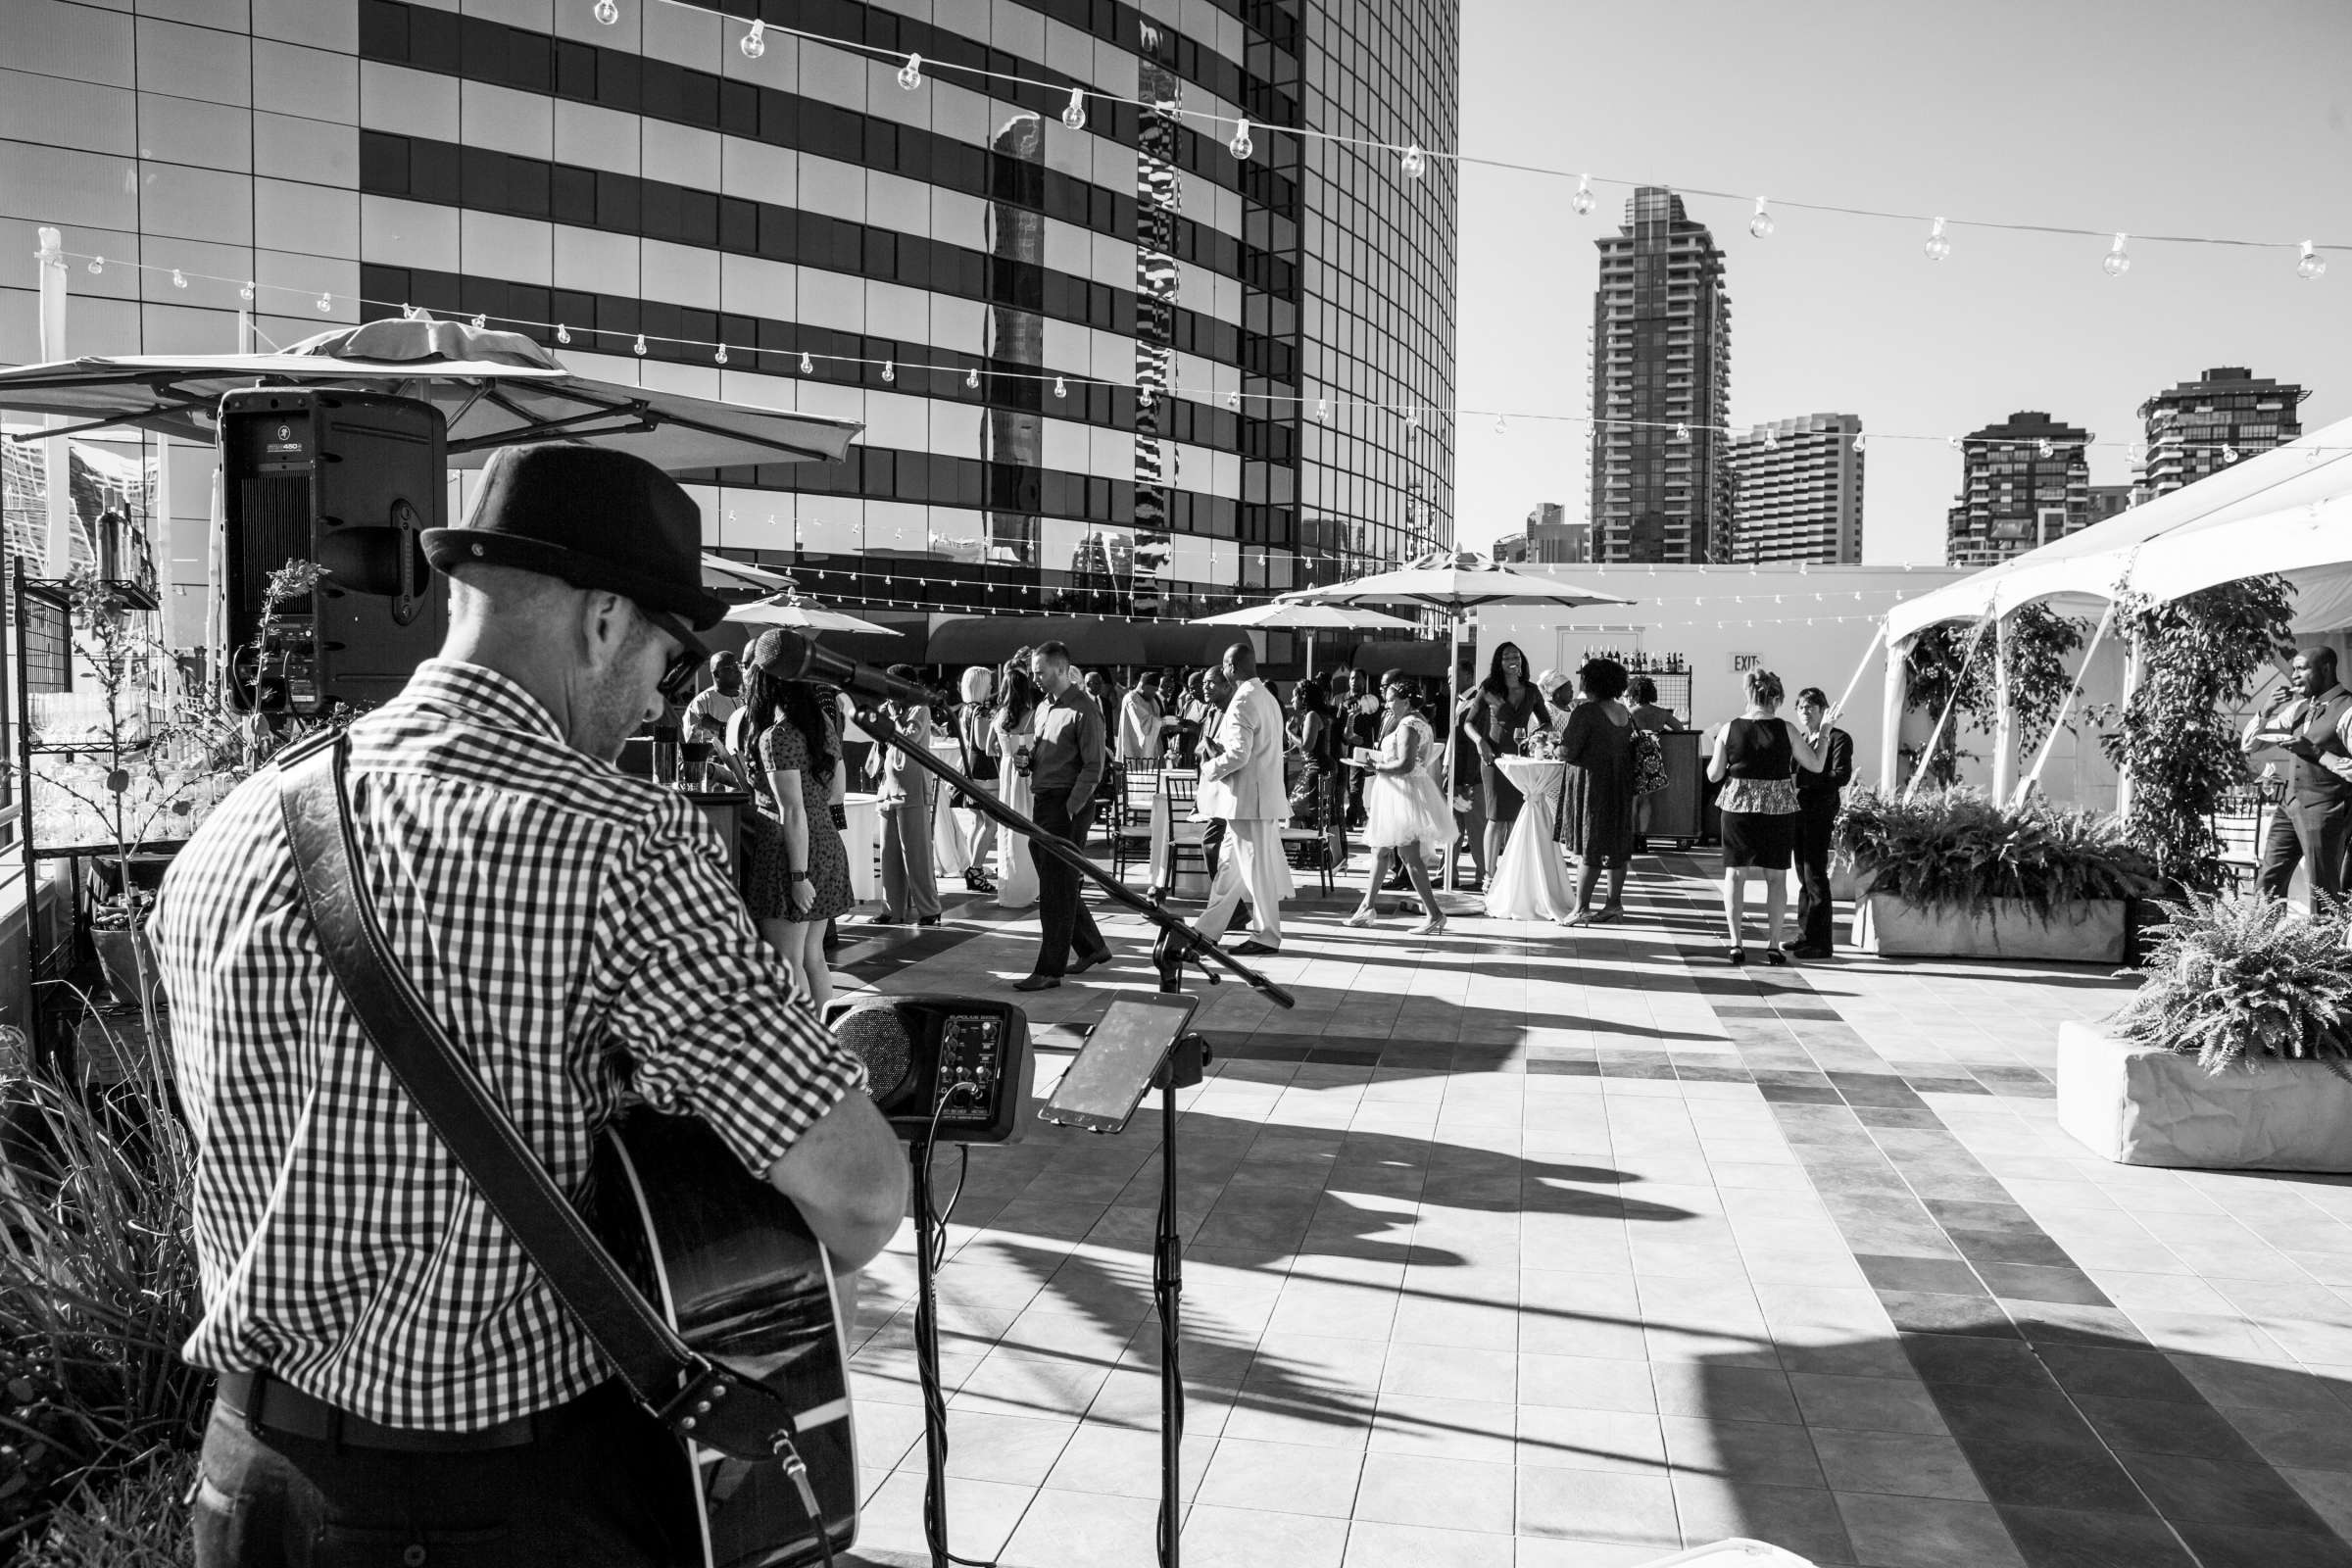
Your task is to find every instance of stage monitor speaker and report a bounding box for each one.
[826,996,1034,1145]
[220,388,448,714]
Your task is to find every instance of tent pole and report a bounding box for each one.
[1991,612,2018,804]
[1879,632,1911,792]
[2116,635,2146,820]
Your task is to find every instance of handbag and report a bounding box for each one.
[270,733,832,1507]
[1630,726,1669,797]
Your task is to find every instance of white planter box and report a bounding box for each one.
[1851,892,2127,963]
[2057,1020,2352,1172]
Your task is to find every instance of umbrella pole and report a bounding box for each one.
[1445,615,1461,893]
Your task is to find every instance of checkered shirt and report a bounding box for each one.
[153,660,864,1431]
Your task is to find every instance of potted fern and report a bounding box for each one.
[2059,897,2352,1170]
[1835,786,2160,962]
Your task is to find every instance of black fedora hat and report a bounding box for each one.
[421,442,727,660]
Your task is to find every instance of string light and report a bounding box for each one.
[1761,430,1779,451]
[593,0,617,23]
[87,256,103,274]
[740,19,764,58]
[1315,397,1330,421]
[171,269,187,289]
[1062,89,1086,131]
[1225,389,1241,411]
[1399,143,1426,178]
[1924,217,1951,263]
[633,332,647,355]
[1851,432,1866,453]
[2103,232,2132,277]
[897,53,923,90]
[2036,437,2055,460]
[2223,443,2239,464]
[800,350,814,373]
[964,366,979,389]
[471,313,487,328]
[1571,175,1595,217]
[1229,117,1252,161]
[1674,423,1690,442]
[882,360,895,382]
[2299,241,2328,281]
[1054,375,1067,398]
[316,291,332,312]
[556,323,570,344]
[1494,414,1505,436]
[1748,198,1774,239]
[714,343,727,364]
[239,279,256,301]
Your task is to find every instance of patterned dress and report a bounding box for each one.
[757,718,854,923]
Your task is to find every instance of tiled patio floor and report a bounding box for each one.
[826,859,2352,1568]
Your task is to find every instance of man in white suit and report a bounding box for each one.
[1195,641,1294,956]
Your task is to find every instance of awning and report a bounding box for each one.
[1887,417,2352,640]
[1346,640,1449,679]
[1140,621,1246,665]
[925,616,1148,667]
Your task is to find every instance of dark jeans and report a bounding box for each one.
[1032,788,1106,977]
[2258,796,2351,900]
[1792,801,1838,949]
[193,1383,697,1567]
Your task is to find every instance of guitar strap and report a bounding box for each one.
[272,731,820,1476]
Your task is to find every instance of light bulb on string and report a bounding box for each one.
[1494,414,1505,436]
[1571,174,1595,217]
[1061,89,1086,131]
[1229,117,1253,161]
[881,360,895,382]
[2299,241,2328,281]
[1054,375,1067,398]
[87,256,103,274]
[1851,432,1867,453]
[1762,430,1779,451]
[592,0,617,24]
[1748,197,1774,238]
[316,291,332,312]
[800,350,814,373]
[1924,216,1951,262]
[897,53,923,90]
[714,343,727,365]
[471,313,487,328]
[239,278,256,301]
[964,366,979,389]
[2103,232,2131,277]
[1674,422,1690,442]
[2223,443,2239,464]
[633,332,647,355]
[1315,397,1330,421]
[1404,407,1419,429]
[171,269,187,289]
[740,20,764,58]
[1399,143,1426,178]
[1226,389,1241,412]
[556,323,570,344]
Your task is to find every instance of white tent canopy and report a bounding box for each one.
[1888,416,2352,641]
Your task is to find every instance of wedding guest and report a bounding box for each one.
[1707,668,1827,964]
[736,631,855,1007]
[1342,668,1381,827]
[2243,647,2352,901]
[956,665,1000,894]
[1554,658,1638,926]
[1016,642,1114,991]
[680,649,741,746]
[1345,668,1449,936]
[1287,676,1347,870]
[991,652,1041,909]
[1457,643,1548,887]
[861,663,942,928]
[1784,686,1853,958]
[1120,670,1169,765]
[1195,642,1293,956]
[1626,673,1685,852]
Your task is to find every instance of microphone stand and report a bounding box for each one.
[850,700,1291,1568]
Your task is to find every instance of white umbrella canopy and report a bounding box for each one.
[0,317,861,471]
[1282,550,1637,613]
[701,555,799,594]
[724,592,900,636]
[1189,602,1420,631]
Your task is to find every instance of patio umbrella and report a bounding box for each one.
[1189,600,1421,680]
[725,591,901,637]
[1284,550,1637,888]
[701,555,799,595]
[0,316,861,471]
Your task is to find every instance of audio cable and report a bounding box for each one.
[914,1083,998,1568]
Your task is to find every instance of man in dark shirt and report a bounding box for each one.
[1015,641,1114,991]
[2245,647,2352,900]
[1785,685,1854,958]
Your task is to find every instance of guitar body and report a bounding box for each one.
[595,1106,858,1568]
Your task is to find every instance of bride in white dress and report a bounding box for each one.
[991,655,1041,909]
[1344,673,1450,936]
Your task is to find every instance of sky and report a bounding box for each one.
[1452,0,2352,564]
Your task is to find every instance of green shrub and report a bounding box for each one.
[1835,785,2161,918]
[2108,897,2352,1077]
[16,1447,193,1568]
[0,1047,206,1560]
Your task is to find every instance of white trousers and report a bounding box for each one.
[1196,817,1288,948]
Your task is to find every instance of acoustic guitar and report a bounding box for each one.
[595,1106,859,1568]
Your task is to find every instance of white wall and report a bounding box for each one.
[1472,564,2123,807]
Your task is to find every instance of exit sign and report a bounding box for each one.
[1730,652,1766,674]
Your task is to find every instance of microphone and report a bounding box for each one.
[758,636,933,709]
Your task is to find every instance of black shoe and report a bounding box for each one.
[964,870,996,893]
[859,911,903,925]
[915,915,942,928]
[1068,949,1112,975]
[1788,944,1834,960]
[1230,939,1281,956]
[1012,974,1061,993]
[1764,948,1789,966]
[1726,947,1747,965]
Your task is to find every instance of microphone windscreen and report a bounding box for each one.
[836,1004,914,1106]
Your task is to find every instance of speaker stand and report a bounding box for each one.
[1149,927,1209,1567]
[906,1133,953,1568]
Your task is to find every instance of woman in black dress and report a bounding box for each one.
[1627,674,1687,852]
[1456,641,1550,888]
[1553,658,1638,925]
[1707,667,1827,964]
[1286,677,1347,870]
[736,630,855,1005]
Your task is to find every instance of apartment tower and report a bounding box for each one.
[1728,414,1864,564]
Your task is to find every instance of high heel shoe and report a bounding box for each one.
[1764,948,1789,966]
[1343,906,1378,928]
[1408,916,1446,937]
[1726,946,1747,965]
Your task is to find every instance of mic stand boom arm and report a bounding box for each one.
[847,704,1296,1010]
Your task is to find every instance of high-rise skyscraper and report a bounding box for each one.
[0,0,1458,633]
[2136,368,2309,498]
[1944,412,2091,567]
[1728,414,1864,564]
[1589,188,1733,564]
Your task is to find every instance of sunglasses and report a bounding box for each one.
[639,607,706,701]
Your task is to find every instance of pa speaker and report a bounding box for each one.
[220,388,447,714]
[826,996,1033,1145]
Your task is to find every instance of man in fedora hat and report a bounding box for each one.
[153,442,905,1567]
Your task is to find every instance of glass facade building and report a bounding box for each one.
[2136,366,2308,500]
[0,0,1457,638]
[1944,411,2090,568]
